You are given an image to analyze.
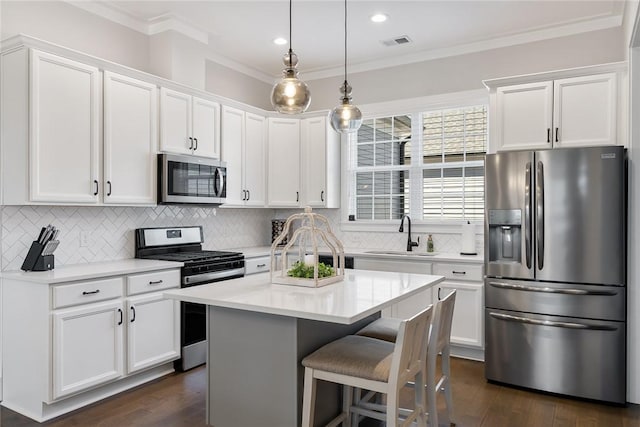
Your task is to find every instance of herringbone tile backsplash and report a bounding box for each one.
[1,206,272,271]
[1,206,483,271]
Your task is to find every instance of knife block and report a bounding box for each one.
[21,241,55,271]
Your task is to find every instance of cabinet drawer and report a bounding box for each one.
[53,278,124,309]
[245,256,270,275]
[127,269,180,296]
[433,263,483,282]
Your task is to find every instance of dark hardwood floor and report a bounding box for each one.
[2,358,639,426]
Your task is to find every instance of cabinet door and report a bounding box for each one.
[221,106,245,206]
[553,73,617,148]
[30,50,100,203]
[126,293,180,374]
[495,81,553,152]
[268,118,301,207]
[160,87,192,155]
[192,97,220,158]
[52,300,124,399]
[433,281,483,348]
[302,116,327,207]
[244,112,267,207]
[103,72,157,205]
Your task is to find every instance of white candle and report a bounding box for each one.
[304,254,315,265]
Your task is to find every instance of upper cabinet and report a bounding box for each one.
[301,116,340,208]
[160,87,220,159]
[268,118,301,207]
[485,63,627,153]
[104,72,158,205]
[221,106,266,207]
[29,50,102,204]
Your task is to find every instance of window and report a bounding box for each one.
[348,105,487,223]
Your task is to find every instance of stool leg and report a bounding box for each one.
[302,368,317,427]
[427,355,438,427]
[343,385,353,427]
[414,371,427,427]
[442,348,454,425]
[386,388,399,427]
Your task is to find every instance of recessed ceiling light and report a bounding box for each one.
[273,37,287,45]
[370,13,388,23]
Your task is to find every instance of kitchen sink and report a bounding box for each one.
[364,250,438,256]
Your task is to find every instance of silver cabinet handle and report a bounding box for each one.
[149,280,164,285]
[488,281,618,296]
[524,162,532,269]
[536,161,544,270]
[489,312,617,331]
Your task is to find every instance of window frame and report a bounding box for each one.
[340,89,489,233]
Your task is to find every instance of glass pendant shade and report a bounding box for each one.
[330,0,362,134]
[330,81,362,133]
[271,51,311,114]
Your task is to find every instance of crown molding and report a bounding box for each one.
[303,13,624,81]
[147,14,208,44]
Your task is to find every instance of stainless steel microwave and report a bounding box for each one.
[158,153,226,205]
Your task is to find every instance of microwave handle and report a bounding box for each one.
[215,167,225,197]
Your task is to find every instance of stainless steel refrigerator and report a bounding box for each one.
[484,146,626,404]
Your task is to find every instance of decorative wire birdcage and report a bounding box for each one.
[270,207,345,287]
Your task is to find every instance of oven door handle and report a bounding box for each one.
[182,267,245,285]
[489,312,618,331]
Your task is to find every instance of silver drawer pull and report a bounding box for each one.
[82,290,100,295]
[488,281,618,296]
[489,312,617,331]
[257,264,266,268]
[149,280,164,285]
[452,271,466,275]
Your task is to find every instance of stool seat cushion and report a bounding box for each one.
[302,335,395,382]
[356,318,401,343]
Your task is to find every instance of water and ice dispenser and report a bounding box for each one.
[488,210,522,264]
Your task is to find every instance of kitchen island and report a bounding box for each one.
[164,269,444,427]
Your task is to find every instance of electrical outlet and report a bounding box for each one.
[79,231,89,247]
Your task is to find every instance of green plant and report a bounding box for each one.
[287,261,334,279]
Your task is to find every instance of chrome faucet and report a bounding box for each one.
[399,215,419,252]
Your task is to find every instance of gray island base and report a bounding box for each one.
[163,270,444,427]
[209,306,379,427]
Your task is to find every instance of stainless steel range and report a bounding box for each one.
[135,226,244,371]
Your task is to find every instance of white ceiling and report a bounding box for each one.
[70,1,627,82]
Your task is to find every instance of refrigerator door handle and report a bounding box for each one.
[489,312,618,331]
[524,162,532,269]
[488,281,619,296]
[536,161,544,270]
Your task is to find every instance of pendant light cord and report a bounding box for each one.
[344,0,348,89]
[289,0,293,67]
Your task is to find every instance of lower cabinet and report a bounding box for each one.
[1,266,181,422]
[432,281,484,349]
[52,300,124,399]
[245,255,270,275]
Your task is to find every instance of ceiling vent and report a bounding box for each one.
[381,35,412,47]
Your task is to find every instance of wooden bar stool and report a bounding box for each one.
[356,290,457,427]
[301,305,433,427]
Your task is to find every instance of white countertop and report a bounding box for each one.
[230,245,483,264]
[0,259,183,284]
[164,270,444,324]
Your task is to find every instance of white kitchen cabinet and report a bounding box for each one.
[52,300,124,399]
[486,64,626,153]
[268,117,301,207]
[301,116,340,208]
[126,292,180,374]
[160,87,220,158]
[29,50,101,203]
[221,106,266,207]
[1,264,181,422]
[103,71,157,204]
[432,261,484,359]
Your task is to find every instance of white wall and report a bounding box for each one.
[205,59,273,110]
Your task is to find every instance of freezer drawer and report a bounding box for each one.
[485,278,625,321]
[485,308,626,403]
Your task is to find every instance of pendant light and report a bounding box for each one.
[270,0,311,114]
[329,0,362,133]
